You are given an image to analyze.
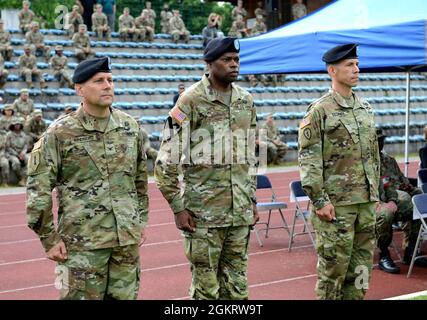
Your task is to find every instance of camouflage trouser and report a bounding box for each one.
[30,44,51,61]
[57,244,140,300]
[376,190,421,251]
[0,45,13,61]
[146,147,158,160]
[75,49,96,62]
[134,28,147,42]
[0,156,9,183]
[8,154,28,179]
[171,30,190,43]
[310,202,376,300]
[93,27,111,41]
[183,225,251,300]
[119,29,136,41]
[21,68,45,86]
[267,141,287,163]
[53,69,73,87]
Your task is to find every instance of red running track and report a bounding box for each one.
[0,163,426,300]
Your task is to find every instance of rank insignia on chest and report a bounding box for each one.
[169,105,187,125]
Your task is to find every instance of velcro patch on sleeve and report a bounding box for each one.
[300,117,311,128]
[169,106,187,125]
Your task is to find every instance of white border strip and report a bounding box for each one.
[384,290,427,300]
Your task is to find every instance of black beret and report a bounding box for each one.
[322,43,358,64]
[72,56,112,84]
[204,37,240,62]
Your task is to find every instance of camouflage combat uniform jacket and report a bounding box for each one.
[298,89,380,209]
[155,74,257,227]
[26,106,149,252]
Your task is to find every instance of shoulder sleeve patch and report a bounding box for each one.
[300,117,311,128]
[169,105,187,125]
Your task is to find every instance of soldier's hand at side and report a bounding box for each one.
[46,240,68,262]
[175,209,196,232]
[315,203,336,222]
[250,203,259,227]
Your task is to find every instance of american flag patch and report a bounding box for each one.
[300,117,310,128]
[169,106,187,125]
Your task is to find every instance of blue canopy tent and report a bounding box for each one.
[240,0,427,174]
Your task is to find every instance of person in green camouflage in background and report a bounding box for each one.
[375,129,427,273]
[298,44,380,300]
[0,20,13,61]
[50,45,74,89]
[25,22,51,63]
[155,37,259,300]
[92,4,111,41]
[24,109,47,152]
[6,117,29,186]
[73,24,96,62]
[18,0,35,34]
[26,57,149,300]
[261,113,288,164]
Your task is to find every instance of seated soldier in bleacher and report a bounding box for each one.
[5,118,29,186]
[228,15,248,38]
[377,129,427,270]
[0,128,9,186]
[25,22,51,62]
[24,109,47,152]
[135,9,154,42]
[0,54,8,89]
[118,7,137,42]
[18,0,35,34]
[250,15,267,36]
[50,45,73,89]
[0,105,17,132]
[261,113,288,165]
[0,20,13,61]
[12,88,34,120]
[160,3,172,34]
[73,24,96,62]
[91,4,111,41]
[169,10,190,44]
[18,44,47,89]
[66,5,84,40]
[202,13,222,48]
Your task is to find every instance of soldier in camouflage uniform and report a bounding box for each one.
[231,0,247,22]
[169,10,190,44]
[92,4,111,41]
[0,54,9,89]
[66,5,84,39]
[73,24,96,62]
[0,129,10,186]
[26,22,51,62]
[50,45,73,89]
[160,4,172,34]
[19,45,47,89]
[12,88,35,119]
[142,1,156,26]
[155,38,259,300]
[135,10,154,42]
[0,105,17,132]
[251,15,267,36]
[261,113,288,164]
[298,44,379,300]
[0,20,13,61]
[26,57,149,300]
[292,0,307,21]
[6,117,29,186]
[227,16,248,39]
[375,130,427,273]
[118,7,137,42]
[18,0,35,34]
[24,109,47,151]
[254,1,267,22]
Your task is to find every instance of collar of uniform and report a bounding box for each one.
[202,73,240,105]
[329,88,356,109]
[76,104,121,133]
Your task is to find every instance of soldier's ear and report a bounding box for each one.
[75,83,83,97]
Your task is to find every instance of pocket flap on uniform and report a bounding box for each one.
[339,119,360,144]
